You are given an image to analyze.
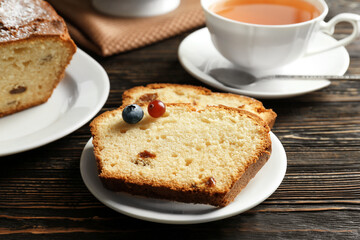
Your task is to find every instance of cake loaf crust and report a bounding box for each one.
[0,0,70,42]
[91,104,272,207]
[0,0,76,117]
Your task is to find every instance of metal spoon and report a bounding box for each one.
[209,68,360,88]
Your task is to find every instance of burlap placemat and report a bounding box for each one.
[47,0,205,56]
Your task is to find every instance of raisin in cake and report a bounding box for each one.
[0,0,76,117]
[90,103,271,207]
[122,83,277,128]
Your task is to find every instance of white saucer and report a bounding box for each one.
[0,49,110,157]
[80,132,287,224]
[178,28,350,99]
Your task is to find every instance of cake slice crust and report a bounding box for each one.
[122,83,277,128]
[90,104,271,207]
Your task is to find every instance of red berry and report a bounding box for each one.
[148,100,166,118]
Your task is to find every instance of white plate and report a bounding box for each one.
[178,28,350,99]
[0,49,110,156]
[80,132,287,224]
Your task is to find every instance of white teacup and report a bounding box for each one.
[201,0,360,72]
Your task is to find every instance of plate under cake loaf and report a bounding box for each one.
[0,0,76,117]
[90,103,271,207]
[122,83,277,128]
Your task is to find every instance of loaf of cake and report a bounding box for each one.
[0,0,76,117]
[122,83,277,128]
[90,103,271,207]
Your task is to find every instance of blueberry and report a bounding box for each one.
[122,104,144,124]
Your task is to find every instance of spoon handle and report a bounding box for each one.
[262,75,360,80]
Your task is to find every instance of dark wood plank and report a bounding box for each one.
[1,0,360,239]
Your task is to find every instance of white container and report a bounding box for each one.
[92,0,181,18]
[201,0,360,72]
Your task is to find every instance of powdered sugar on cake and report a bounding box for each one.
[0,0,65,42]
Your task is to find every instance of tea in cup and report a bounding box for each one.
[201,0,360,72]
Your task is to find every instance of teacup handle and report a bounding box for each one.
[305,13,360,56]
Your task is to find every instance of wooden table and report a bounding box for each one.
[1,1,360,239]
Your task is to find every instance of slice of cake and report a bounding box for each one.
[90,103,271,207]
[122,83,277,128]
[0,0,76,117]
